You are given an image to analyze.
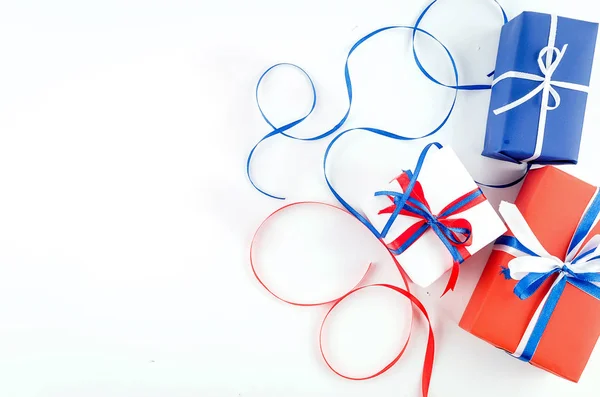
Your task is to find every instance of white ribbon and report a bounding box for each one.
[492,14,590,163]
[495,199,600,359]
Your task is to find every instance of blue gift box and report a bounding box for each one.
[483,12,598,164]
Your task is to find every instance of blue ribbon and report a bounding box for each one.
[326,140,448,240]
[248,63,317,200]
[248,1,524,204]
[413,0,508,89]
[315,22,463,238]
[568,192,600,255]
[412,0,532,189]
[326,138,480,270]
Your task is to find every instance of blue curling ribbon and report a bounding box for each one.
[413,0,531,189]
[248,1,522,200]
[325,138,450,239]
[569,192,600,255]
[248,24,460,200]
[248,63,317,200]
[412,0,508,89]
[318,21,462,236]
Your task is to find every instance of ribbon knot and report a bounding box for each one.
[561,263,577,277]
[374,171,485,294]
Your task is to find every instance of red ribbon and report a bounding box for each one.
[251,202,435,397]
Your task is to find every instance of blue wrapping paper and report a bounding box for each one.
[483,12,598,164]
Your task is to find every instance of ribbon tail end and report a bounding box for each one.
[441,262,460,297]
[440,284,454,297]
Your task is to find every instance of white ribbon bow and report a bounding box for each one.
[491,14,590,163]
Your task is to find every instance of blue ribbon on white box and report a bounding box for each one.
[494,191,600,362]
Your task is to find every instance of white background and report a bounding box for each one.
[1,0,599,396]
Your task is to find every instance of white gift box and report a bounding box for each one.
[362,146,506,288]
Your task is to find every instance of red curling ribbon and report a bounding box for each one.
[320,283,435,397]
[250,201,435,397]
[250,202,375,306]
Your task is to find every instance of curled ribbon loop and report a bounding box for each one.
[250,202,435,396]
[413,0,508,89]
[538,45,566,79]
[495,191,600,362]
[254,63,317,139]
[250,202,374,306]
[412,0,530,189]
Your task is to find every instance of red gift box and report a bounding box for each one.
[460,166,600,382]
